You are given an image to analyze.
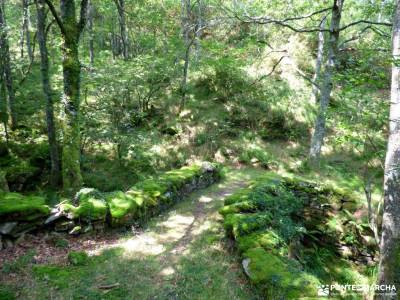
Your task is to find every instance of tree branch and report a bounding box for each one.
[227,5,392,34]
[78,0,89,36]
[339,20,392,32]
[44,0,66,36]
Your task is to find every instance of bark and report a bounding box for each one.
[114,0,128,60]
[21,0,33,61]
[45,0,88,193]
[194,0,204,61]
[36,0,61,188]
[0,63,8,143]
[0,0,17,130]
[180,0,191,111]
[376,1,400,298]
[309,0,344,165]
[88,0,94,66]
[312,16,326,103]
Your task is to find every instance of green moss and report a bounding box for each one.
[237,231,287,255]
[62,188,107,221]
[219,201,257,215]
[105,190,138,220]
[244,248,320,299]
[68,251,90,266]
[220,172,373,298]
[0,192,49,220]
[224,212,272,238]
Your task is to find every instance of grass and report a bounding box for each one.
[0,167,265,300]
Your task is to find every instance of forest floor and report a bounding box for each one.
[0,167,265,300]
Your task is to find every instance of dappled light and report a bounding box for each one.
[0,0,397,298]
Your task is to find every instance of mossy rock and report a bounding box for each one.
[67,251,89,266]
[105,191,138,225]
[244,248,320,299]
[62,188,107,221]
[237,231,287,255]
[0,192,50,221]
[224,212,272,238]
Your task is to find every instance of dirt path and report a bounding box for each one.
[1,168,265,300]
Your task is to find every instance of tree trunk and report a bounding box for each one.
[36,0,61,188]
[312,16,326,103]
[88,0,94,66]
[309,0,344,165]
[194,0,204,61]
[0,65,9,143]
[114,0,128,60]
[180,0,191,111]
[59,0,84,193]
[0,0,17,130]
[376,1,400,298]
[21,0,33,61]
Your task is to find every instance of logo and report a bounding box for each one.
[317,285,330,296]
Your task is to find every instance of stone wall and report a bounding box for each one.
[0,162,221,249]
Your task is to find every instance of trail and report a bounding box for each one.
[10,168,265,299]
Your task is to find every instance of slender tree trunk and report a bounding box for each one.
[114,0,128,60]
[312,16,326,103]
[309,0,344,165]
[180,0,191,111]
[194,0,204,61]
[88,0,94,66]
[21,0,32,61]
[36,0,61,188]
[0,0,17,130]
[59,0,84,193]
[376,2,400,298]
[0,63,9,144]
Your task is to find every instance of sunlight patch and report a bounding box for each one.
[199,195,213,203]
[160,266,175,276]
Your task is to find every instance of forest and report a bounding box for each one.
[0,0,399,299]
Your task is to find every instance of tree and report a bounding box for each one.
[311,16,326,104]
[20,0,33,61]
[0,0,17,130]
[45,0,89,193]
[35,0,61,188]
[113,0,129,60]
[88,0,94,66]
[377,1,400,297]
[309,0,344,165]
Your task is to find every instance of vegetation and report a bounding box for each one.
[0,0,399,298]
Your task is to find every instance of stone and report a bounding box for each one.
[45,211,64,224]
[242,258,251,277]
[201,161,215,173]
[69,226,82,235]
[0,222,18,234]
[55,220,75,232]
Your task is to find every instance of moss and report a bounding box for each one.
[105,190,138,220]
[244,248,320,299]
[237,231,287,255]
[220,172,374,298]
[68,251,90,266]
[224,212,272,238]
[62,188,107,221]
[0,192,49,220]
[219,201,257,215]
